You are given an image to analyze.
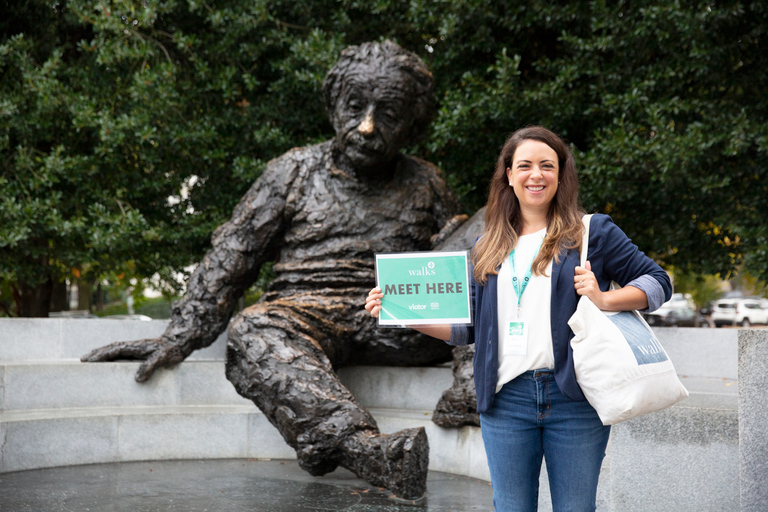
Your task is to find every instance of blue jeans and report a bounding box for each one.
[480,369,610,512]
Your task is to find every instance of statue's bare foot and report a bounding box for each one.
[341,427,429,500]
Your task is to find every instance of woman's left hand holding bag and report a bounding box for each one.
[574,261,606,307]
[574,261,649,312]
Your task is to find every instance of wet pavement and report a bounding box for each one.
[0,459,493,512]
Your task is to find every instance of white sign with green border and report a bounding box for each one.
[375,251,472,326]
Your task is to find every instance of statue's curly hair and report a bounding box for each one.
[322,40,435,143]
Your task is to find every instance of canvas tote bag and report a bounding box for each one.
[568,214,689,425]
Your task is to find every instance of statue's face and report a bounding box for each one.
[332,68,414,170]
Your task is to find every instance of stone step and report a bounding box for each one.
[0,318,227,362]
[0,360,453,413]
[0,360,252,411]
[0,404,286,474]
[0,359,733,414]
[0,404,488,481]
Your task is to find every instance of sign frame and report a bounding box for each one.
[374,250,473,326]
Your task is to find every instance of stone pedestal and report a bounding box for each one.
[738,329,768,512]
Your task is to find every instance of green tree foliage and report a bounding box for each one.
[670,268,723,318]
[2,0,767,316]
[730,269,768,298]
[0,0,343,315]
[408,1,768,281]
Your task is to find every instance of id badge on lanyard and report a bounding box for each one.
[503,240,541,356]
[503,319,529,356]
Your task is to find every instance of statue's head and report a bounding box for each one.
[323,40,435,171]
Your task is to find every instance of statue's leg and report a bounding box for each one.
[432,344,480,427]
[225,300,429,499]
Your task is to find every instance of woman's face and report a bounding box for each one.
[507,139,559,216]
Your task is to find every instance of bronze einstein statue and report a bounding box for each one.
[82,40,473,499]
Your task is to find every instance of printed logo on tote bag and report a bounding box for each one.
[607,311,669,365]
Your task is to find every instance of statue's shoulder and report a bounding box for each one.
[397,154,445,181]
[257,140,333,186]
[268,140,332,169]
[396,154,461,215]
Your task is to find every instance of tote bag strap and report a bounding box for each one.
[581,213,622,291]
[580,214,594,267]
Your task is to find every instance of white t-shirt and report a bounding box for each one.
[496,228,554,392]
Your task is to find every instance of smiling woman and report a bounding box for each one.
[442,126,671,511]
[366,125,673,511]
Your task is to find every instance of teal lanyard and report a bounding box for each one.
[508,240,542,317]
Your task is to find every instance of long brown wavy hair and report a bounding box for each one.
[472,126,584,284]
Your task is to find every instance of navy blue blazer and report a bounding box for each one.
[458,214,672,413]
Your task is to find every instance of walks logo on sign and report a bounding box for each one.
[408,261,436,276]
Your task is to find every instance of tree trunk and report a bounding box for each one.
[77,277,93,312]
[94,281,104,311]
[50,279,69,313]
[16,278,53,317]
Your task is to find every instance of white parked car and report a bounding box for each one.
[711,298,768,327]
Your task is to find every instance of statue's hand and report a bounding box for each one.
[81,338,187,383]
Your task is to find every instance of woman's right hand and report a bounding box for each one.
[365,286,384,318]
[365,285,452,341]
